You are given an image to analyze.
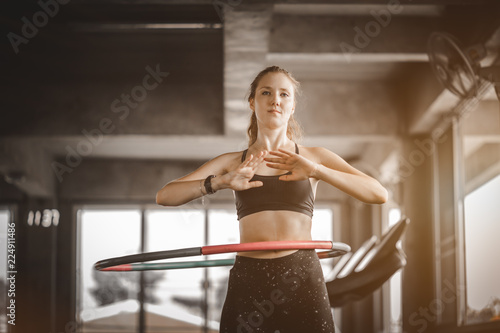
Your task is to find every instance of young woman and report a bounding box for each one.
[156,66,388,332]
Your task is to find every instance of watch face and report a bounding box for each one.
[205,175,215,194]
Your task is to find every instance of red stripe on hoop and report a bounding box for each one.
[201,240,333,255]
[101,264,133,271]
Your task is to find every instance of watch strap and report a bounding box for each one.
[204,175,216,194]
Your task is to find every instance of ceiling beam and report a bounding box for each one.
[1,134,397,162]
[270,14,441,55]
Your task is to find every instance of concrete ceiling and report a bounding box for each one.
[1,0,499,197]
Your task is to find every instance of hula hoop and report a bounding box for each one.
[95,240,351,272]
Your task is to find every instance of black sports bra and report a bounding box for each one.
[234,143,315,220]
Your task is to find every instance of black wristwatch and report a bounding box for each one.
[204,175,216,194]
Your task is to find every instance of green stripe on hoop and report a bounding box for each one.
[122,259,236,271]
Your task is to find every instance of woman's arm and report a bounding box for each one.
[265,147,388,204]
[156,151,268,206]
[311,147,388,204]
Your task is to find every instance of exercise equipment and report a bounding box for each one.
[326,217,409,307]
[95,240,351,272]
[95,219,411,309]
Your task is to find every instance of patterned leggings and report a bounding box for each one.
[220,250,335,333]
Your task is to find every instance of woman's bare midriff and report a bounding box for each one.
[238,210,313,259]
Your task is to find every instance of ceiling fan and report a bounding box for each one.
[427,31,500,101]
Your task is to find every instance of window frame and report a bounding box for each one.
[433,112,500,333]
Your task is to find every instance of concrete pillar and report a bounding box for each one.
[223,4,273,138]
[0,139,55,198]
[401,133,436,333]
[340,198,375,333]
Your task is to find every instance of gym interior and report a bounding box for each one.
[1,1,500,333]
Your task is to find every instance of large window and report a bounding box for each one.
[77,206,336,332]
[145,209,210,330]
[78,209,142,332]
[388,208,403,333]
[463,176,500,324]
[460,100,500,325]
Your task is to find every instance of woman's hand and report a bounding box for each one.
[264,149,318,181]
[215,151,268,191]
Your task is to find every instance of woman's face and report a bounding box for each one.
[250,72,296,130]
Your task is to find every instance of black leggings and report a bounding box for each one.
[220,250,335,333]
